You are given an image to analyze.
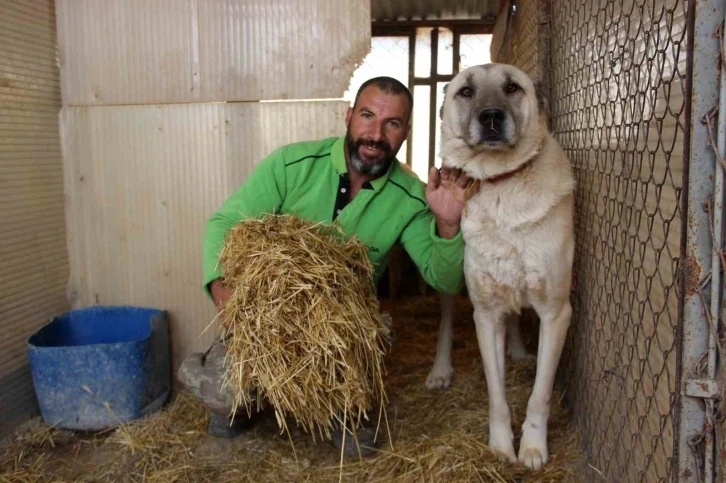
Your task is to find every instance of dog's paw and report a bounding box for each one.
[518,447,547,470]
[488,424,516,462]
[518,423,548,470]
[425,363,453,390]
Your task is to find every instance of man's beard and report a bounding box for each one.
[345,131,396,177]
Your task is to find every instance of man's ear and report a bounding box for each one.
[439,83,449,120]
[533,80,548,116]
[345,106,353,126]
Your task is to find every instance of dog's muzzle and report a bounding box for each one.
[478,108,506,142]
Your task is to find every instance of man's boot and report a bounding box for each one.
[331,418,380,459]
[206,411,250,438]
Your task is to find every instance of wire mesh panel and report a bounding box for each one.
[550,1,689,481]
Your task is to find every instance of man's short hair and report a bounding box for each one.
[353,76,413,122]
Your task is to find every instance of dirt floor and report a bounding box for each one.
[0,294,583,482]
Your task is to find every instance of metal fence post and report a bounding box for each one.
[677,1,726,481]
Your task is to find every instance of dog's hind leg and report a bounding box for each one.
[474,307,516,462]
[505,314,528,360]
[425,292,455,390]
[518,298,572,470]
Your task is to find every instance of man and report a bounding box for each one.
[178,76,470,457]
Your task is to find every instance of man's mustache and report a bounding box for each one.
[357,138,391,152]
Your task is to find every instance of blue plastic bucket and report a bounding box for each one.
[27,306,170,431]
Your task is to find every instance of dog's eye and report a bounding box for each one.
[505,83,521,94]
[457,87,473,98]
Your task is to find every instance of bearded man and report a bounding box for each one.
[179,76,469,457]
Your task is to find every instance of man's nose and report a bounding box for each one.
[368,121,385,141]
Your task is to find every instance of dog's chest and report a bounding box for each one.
[461,196,524,271]
[460,190,545,307]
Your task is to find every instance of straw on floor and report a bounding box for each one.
[215,214,391,441]
[0,294,581,483]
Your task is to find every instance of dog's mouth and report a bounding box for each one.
[482,135,505,144]
[475,131,509,149]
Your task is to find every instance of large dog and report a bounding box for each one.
[426,64,576,470]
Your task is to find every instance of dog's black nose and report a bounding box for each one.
[478,108,506,142]
[478,108,505,125]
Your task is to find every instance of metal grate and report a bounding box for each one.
[550,1,689,481]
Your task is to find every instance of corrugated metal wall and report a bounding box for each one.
[0,0,69,436]
[61,102,350,368]
[371,0,498,21]
[56,0,370,105]
[57,0,371,373]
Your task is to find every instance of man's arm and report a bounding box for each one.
[203,147,288,300]
[399,210,465,294]
[398,165,469,294]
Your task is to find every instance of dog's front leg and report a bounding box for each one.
[426,292,455,389]
[518,299,572,470]
[474,307,516,462]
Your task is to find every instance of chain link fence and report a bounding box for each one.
[549,1,689,481]
[345,6,716,478]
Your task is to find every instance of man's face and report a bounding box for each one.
[345,85,411,177]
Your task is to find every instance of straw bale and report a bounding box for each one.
[216,214,390,441]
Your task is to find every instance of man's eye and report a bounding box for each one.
[457,87,473,98]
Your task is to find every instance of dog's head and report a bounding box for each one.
[440,64,547,177]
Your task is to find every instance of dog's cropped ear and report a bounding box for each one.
[533,80,549,116]
[439,83,449,120]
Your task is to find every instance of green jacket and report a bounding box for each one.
[203,136,465,297]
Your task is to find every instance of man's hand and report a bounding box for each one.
[210,279,233,328]
[425,166,470,238]
[210,279,231,311]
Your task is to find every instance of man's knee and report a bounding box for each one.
[178,342,237,414]
[177,352,205,396]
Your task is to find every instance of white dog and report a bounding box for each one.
[426,63,576,470]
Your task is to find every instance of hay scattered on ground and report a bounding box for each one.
[0,421,63,483]
[0,294,582,482]
[217,214,390,440]
[105,391,209,481]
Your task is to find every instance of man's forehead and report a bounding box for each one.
[356,85,410,115]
